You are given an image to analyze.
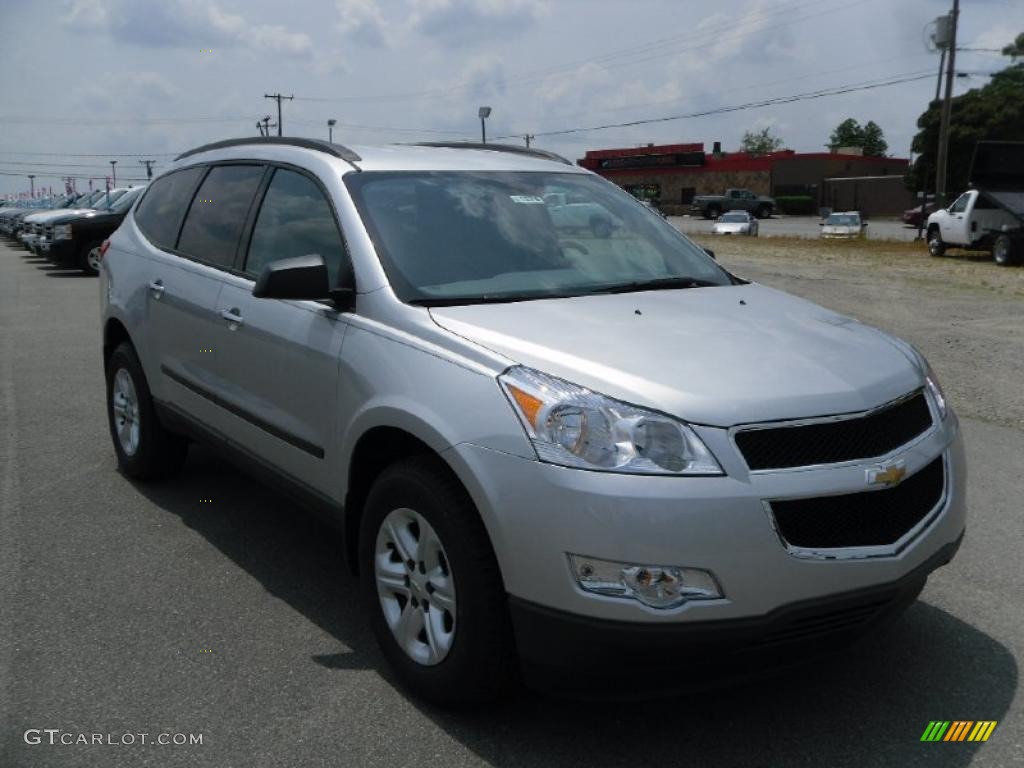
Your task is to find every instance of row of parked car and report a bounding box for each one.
[0,185,146,273]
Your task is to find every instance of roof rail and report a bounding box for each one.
[175,136,362,166]
[412,142,573,166]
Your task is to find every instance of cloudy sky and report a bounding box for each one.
[0,0,1021,196]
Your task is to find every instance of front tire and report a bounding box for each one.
[755,205,772,219]
[927,227,945,257]
[359,456,516,706]
[79,240,103,275]
[105,342,188,480]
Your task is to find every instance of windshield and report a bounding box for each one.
[91,189,128,211]
[346,171,733,304]
[719,213,748,223]
[825,214,860,226]
[109,187,144,213]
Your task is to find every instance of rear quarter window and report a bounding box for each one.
[133,167,206,250]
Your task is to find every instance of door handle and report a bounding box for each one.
[220,308,244,327]
[148,280,165,299]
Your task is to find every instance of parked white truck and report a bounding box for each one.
[926,141,1024,266]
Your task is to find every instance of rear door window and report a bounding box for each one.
[177,165,265,268]
[133,167,205,249]
[244,168,347,286]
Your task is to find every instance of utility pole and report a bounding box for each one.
[28,174,35,197]
[110,160,118,187]
[523,134,534,148]
[259,115,275,136]
[264,93,293,136]
[256,121,265,136]
[934,0,959,208]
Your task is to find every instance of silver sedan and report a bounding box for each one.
[712,210,759,236]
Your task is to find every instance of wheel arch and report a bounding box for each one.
[342,420,490,580]
[103,317,134,368]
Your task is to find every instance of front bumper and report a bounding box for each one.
[511,533,960,694]
[446,413,965,625]
[45,239,76,264]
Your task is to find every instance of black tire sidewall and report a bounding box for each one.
[993,235,1013,266]
[105,343,183,479]
[79,240,103,274]
[358,457,514,705]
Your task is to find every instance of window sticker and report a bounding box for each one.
[510,195,545,204]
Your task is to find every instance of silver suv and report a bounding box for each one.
[100,137,966,703]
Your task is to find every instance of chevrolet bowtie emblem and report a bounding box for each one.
[867,462,907,487]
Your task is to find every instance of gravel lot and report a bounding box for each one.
[2,239,1023,768]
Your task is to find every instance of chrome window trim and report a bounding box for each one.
[762,451,949,561]
[730,388,938,474]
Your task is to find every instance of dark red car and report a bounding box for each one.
[903,201,936,227]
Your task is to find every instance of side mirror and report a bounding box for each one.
[818,222,824,226]
[863,222,869,227]
[254,254,330,299]
[704,247,716,260]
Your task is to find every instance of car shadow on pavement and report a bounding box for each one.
[133,445,1016,768]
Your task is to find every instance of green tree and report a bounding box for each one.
[861,121,888,157]
[827,118,888,156]
[740,127,784,155]
[907,37,1024,196]
[1002,32,1024,60]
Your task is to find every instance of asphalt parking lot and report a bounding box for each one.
[672,214,919,241]
[2,240,1022,768]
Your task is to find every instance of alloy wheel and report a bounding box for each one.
[111,368,141,456]
[374,507,457,666]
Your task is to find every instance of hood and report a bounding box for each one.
[24,208,95,223]
[48,209,117,225]
[429,283,921,427]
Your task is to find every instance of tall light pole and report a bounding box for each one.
[934,0,959,208]
[478,106,491,144]
[110,160,117,187]
[328,118,337,143]
[28,174,35,197]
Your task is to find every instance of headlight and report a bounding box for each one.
[922,360,947,420]
[53,224,72,240]
[499,366,722,475]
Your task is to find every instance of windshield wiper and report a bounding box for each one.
[596,276,722,294]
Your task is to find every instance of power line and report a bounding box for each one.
[494,72,936,140]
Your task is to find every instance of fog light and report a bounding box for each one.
[568,554,722,609]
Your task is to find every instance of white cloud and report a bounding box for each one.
[409,0,548,47]
[336,0,389,47]
[60,0,312,57]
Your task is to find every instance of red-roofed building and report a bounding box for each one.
[577,142,911,215]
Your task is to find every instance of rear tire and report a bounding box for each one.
[706,205,721,220]
[359,455,516,706]
[993,234,1017,266]
[755,205,772,219]
[927,227,945,257]
[105,342,188,480]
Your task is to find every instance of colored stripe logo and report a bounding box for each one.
[921,721,998,742]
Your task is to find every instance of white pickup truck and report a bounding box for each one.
[926,141,1023,266]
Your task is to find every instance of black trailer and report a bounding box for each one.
[970,141,1024,266]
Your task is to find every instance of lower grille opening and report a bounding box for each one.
[769,456,945,549]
